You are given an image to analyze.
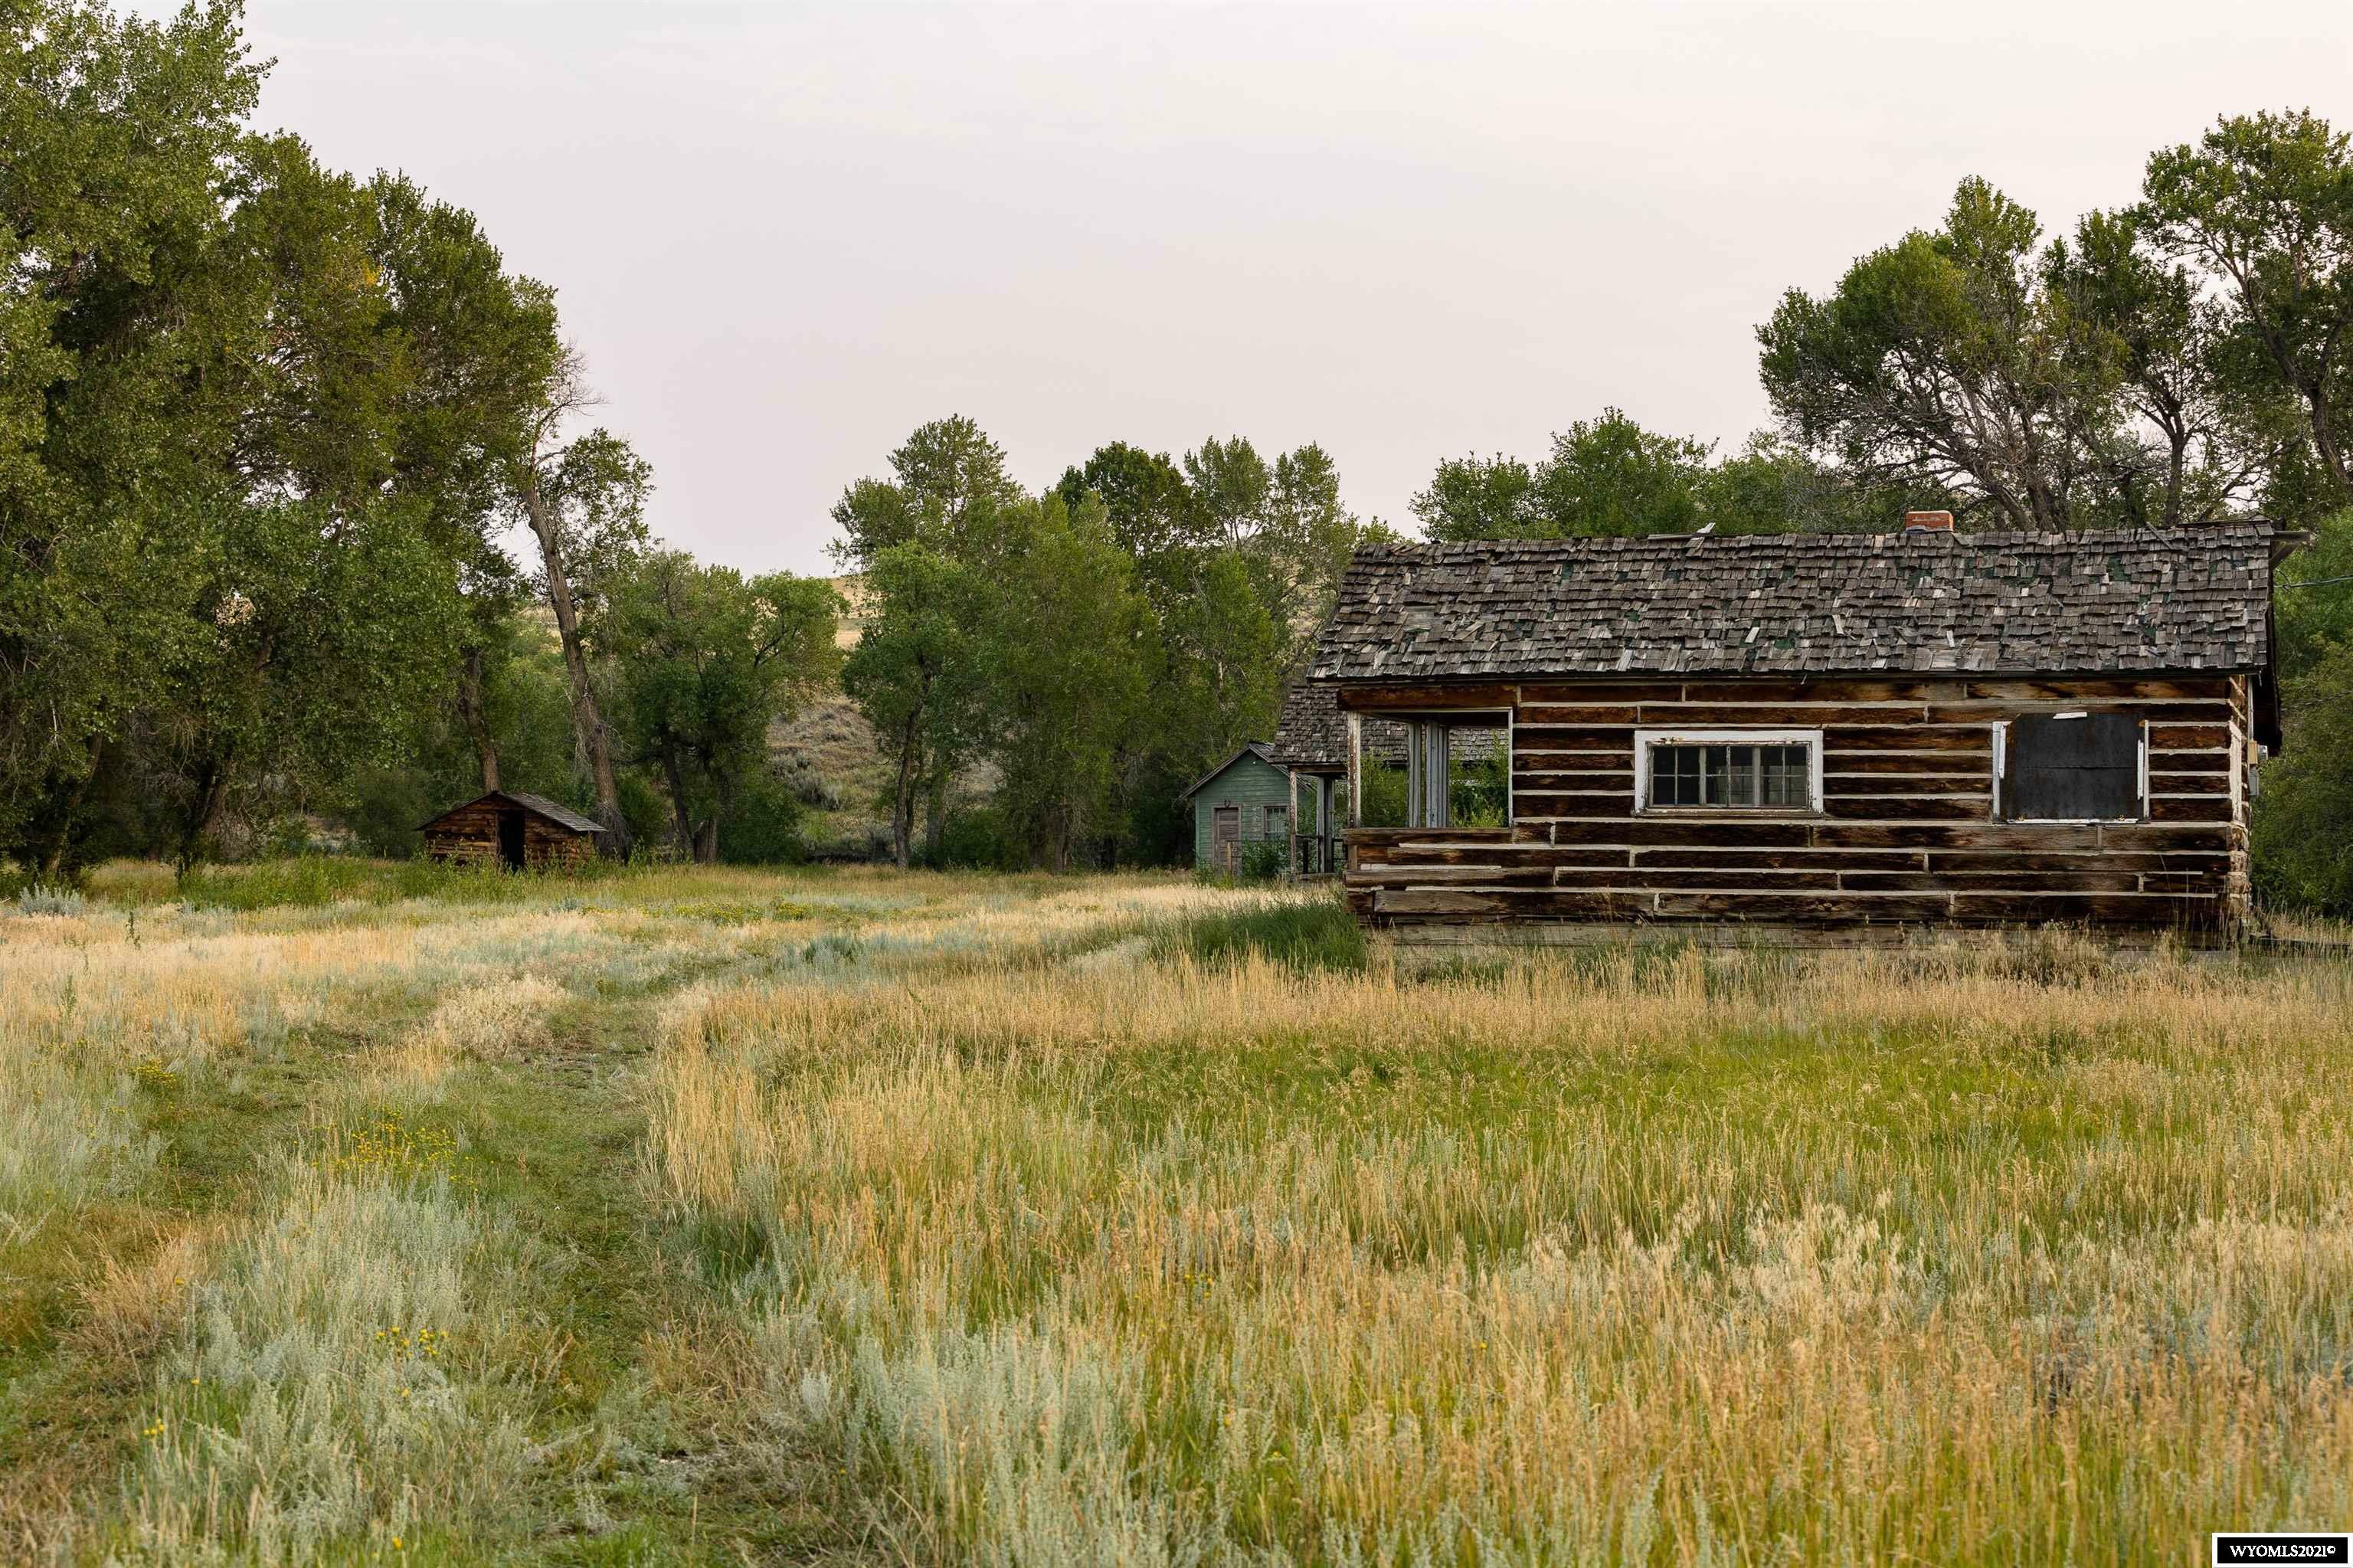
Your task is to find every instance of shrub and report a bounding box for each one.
[719,769,808,865]
[1238,840,1287,883]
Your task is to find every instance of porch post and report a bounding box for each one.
[1286,767,1301,880]
[1347,712,1363,828]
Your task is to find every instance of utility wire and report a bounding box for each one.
[2282,573,2353,589]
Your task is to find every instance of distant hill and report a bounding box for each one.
[770,577,892,857]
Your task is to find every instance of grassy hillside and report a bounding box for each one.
[5,865,2353,1561]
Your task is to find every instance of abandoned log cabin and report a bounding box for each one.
[1309,520,2297,935]
[418,790,603,870]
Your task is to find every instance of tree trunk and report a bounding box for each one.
[659,748,695,859]
[174,755,231,877]
[2310,383,2351,500]
[455,645,500,792]
[521,476,631,858]
[693,815,719,863]
[28,735,104,883]
[922,767,948,862]
[890,714,919,869]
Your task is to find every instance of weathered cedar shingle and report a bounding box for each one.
[1270,683,1501,771]
[1306,525,2283,682]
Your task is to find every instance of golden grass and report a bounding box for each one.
[650,935,2353,1563]
[7,866,2352,1563]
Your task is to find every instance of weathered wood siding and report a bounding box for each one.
[421,802,597,870]
[1192,753,1295,869]
[1340,675,2252,932]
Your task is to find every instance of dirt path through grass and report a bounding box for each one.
[0,897,931,1564]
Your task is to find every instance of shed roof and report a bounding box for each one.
[1307,524,2289,683]
[418,790,606,835]
[1178,742,1277,800]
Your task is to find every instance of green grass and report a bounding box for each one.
[1150,894,1367,972]
[11,866,2353,1563]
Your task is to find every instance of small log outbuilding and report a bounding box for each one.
[418,790,603,870]
[1310,520,2300,938]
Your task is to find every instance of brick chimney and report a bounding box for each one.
[1901,510,1955,534]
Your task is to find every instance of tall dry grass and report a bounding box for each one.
[650,935,2353,1564]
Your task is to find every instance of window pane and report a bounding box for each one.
[1651,745,1700,806]
[1700,745,1761,806]
[1761,745,1809,807]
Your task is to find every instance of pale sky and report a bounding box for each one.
[153,2,2353,574]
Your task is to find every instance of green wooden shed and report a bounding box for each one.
[1180,742,1294,876]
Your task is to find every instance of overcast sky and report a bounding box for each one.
[157,2,2353,574]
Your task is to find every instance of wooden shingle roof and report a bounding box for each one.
[1307,524,2289,682]
[1270,683,1501,772]
[417,789,604,835]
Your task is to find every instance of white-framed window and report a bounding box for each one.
[1995,712,2145,823]
[1634,729,1823,813]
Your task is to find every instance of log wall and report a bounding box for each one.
[421,802,598,870]
[1340,674,2254,933]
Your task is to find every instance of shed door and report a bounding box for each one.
[498,809,527,870]
[1212,804,1240,874]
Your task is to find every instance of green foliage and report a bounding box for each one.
[1237,840,1288,883]
[841,542,991,866]
[1150,897,1367,973]
[921,805,1025,871]
[1359,759,1408,829]
[0,1,585,877]
[605,551,840,861]
[1759,178,2132,530]
[2276,509,2353,679]
[1451,751,1511,828]
[2253,640,2353,918]
[830,414,1026,568]
[714,768,808,866]
[1445,409,1704,538]
[2142,109,2353,514]
[1415,410,1735,540]
[981,492,1149,870]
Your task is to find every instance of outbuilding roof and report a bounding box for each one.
[1307,524,2290,683]
[1177,742,1278,800]
[417,789,605,834]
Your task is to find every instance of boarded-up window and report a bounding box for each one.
[2004,714,2143,821]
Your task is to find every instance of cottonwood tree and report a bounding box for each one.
[830,414,1028,853]
[830,414,1027,567]
[977,493,1146,871]
[607,551,839,861]
[0,0,260,873]
[2045,208,2263,525]
[1759,178,2126,529]
[507,358,650,858]
[839,543,989,868]
[1414,410,1718,540]
[2141,110,2353,512]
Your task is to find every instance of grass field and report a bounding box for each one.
[4,863,2352,1564]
